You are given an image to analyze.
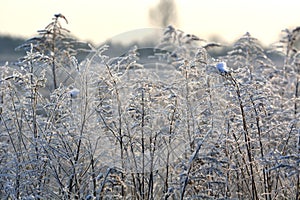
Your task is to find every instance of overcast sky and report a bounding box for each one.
[1,0,300,46]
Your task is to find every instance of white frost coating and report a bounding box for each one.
[216,61,230,74]
[69,88,80,98]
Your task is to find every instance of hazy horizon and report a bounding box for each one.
[1,0,300,46]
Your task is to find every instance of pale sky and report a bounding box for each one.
[1,0,300,46]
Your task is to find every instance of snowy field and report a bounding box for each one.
[0,15,300,199]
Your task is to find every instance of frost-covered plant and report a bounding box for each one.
[0,42,51,198]
[0,14,94,199]
[175,31,299,200]
[152,27,230,199]
[156,25,206,64]
[80,26,214,199]
[15,14,82,93]
[2,15,300,199]
[270,27,300,200]
[278,27,300,66]
[219,33,276,199]
[213,31,300,200]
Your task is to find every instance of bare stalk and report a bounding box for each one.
[105,63,126,197]
[250,96,271,200]
[180,129,211,200]
[163,98,177,198]
[229,75,258,200]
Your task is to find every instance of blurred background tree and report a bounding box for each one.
[149,0,178,27]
